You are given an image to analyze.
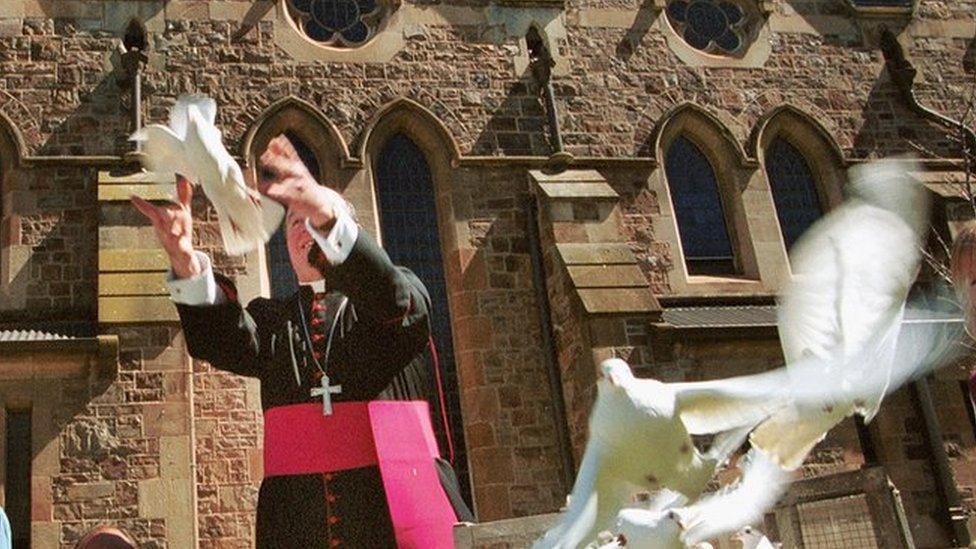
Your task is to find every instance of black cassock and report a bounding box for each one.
[176,231,471,548]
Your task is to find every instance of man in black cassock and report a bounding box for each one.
[133,135,471,548]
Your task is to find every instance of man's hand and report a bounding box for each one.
[257,134,342,231]
[131,176,201,279]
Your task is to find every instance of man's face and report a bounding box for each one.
[285,209,323,283]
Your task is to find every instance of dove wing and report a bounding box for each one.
[169,94,217,138]
[130,125,194,180]
[534,441,636,549]
[674,448,792,546]
[185,105,284,255]
[670,369,792,435]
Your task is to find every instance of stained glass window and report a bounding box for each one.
[266,132,321,299]
[666,0,747,54]
[287,0,388,47]
[665,136,737,275]
[375,133,471,506]
[765,138,823,251]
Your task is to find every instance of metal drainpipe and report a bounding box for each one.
[914,376,971,546]
[880,27,973,546]
[118,27,148,155]
[525,195,577,491]
[541,80,564,154]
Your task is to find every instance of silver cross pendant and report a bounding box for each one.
[310,374,343,416]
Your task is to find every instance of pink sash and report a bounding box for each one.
[263,401,457,548]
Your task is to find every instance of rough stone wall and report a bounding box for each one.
[535,198,594,462]
[450,166,566,519]
[0,164,97,319]
[51,325,189,549]
[192,361,261,549]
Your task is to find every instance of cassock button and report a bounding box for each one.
[330,540,341,547]
[328,516,340,525]
[326,494,337,503]
[324,473,334,481]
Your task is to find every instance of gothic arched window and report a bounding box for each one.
[374,133,470,505]
[266,132,321,299]
[665,135,736,275]
[765,137,823,251]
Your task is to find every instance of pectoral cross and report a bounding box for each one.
[311,374,342,416]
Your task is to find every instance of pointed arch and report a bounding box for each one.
[241,95,354,176]
[240,97,352,299]
[652,102,760,280]
[358,97,462,167]
[750,104,845,167]
[652,102,750,168]
[0,110,26,168]
[752,105,847,212]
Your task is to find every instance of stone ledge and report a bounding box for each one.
[555,243,661,317]
[453,514,559,548]
[98,170,175,202]
[98,295,179,324]
[556,242,636,265]
[578,287,660,315]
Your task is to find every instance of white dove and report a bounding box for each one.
[532,358,792,549]
[131,94,285,255]
[673,159,933,545]
[730,525,778,549]
[749,158,930,471]
[593,446,787,549]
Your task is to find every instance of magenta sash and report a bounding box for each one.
[263,401,457,548]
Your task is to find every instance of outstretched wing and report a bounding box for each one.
[670,369,792,435]
[534,441,633,549]
[184,103,284,255]
[673,448,792,546]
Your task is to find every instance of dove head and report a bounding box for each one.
[731,525,764,548]
[599,358,634,389]
[846,159,929,237]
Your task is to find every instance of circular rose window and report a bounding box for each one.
[666,0,749,55]
[286,0,395,47]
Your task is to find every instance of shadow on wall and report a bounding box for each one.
[615,0,659,62]
[964,34,975,74]
[471,79,551,156]
[850,69,962,159]
[779,0,911,46]
[22,3,165,156]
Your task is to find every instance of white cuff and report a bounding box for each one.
[165,252,227,305]
[306,209,358,267]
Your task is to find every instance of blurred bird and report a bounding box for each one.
[131,94,284,255]
[537,159,940,549]
[749,158,929,470]
[532,358,787,549]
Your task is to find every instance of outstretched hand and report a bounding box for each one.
[131,175,201,279]
[257,134,341,231]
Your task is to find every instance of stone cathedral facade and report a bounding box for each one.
[0,0,974,547]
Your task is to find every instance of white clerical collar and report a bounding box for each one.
[301,279,326,293]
